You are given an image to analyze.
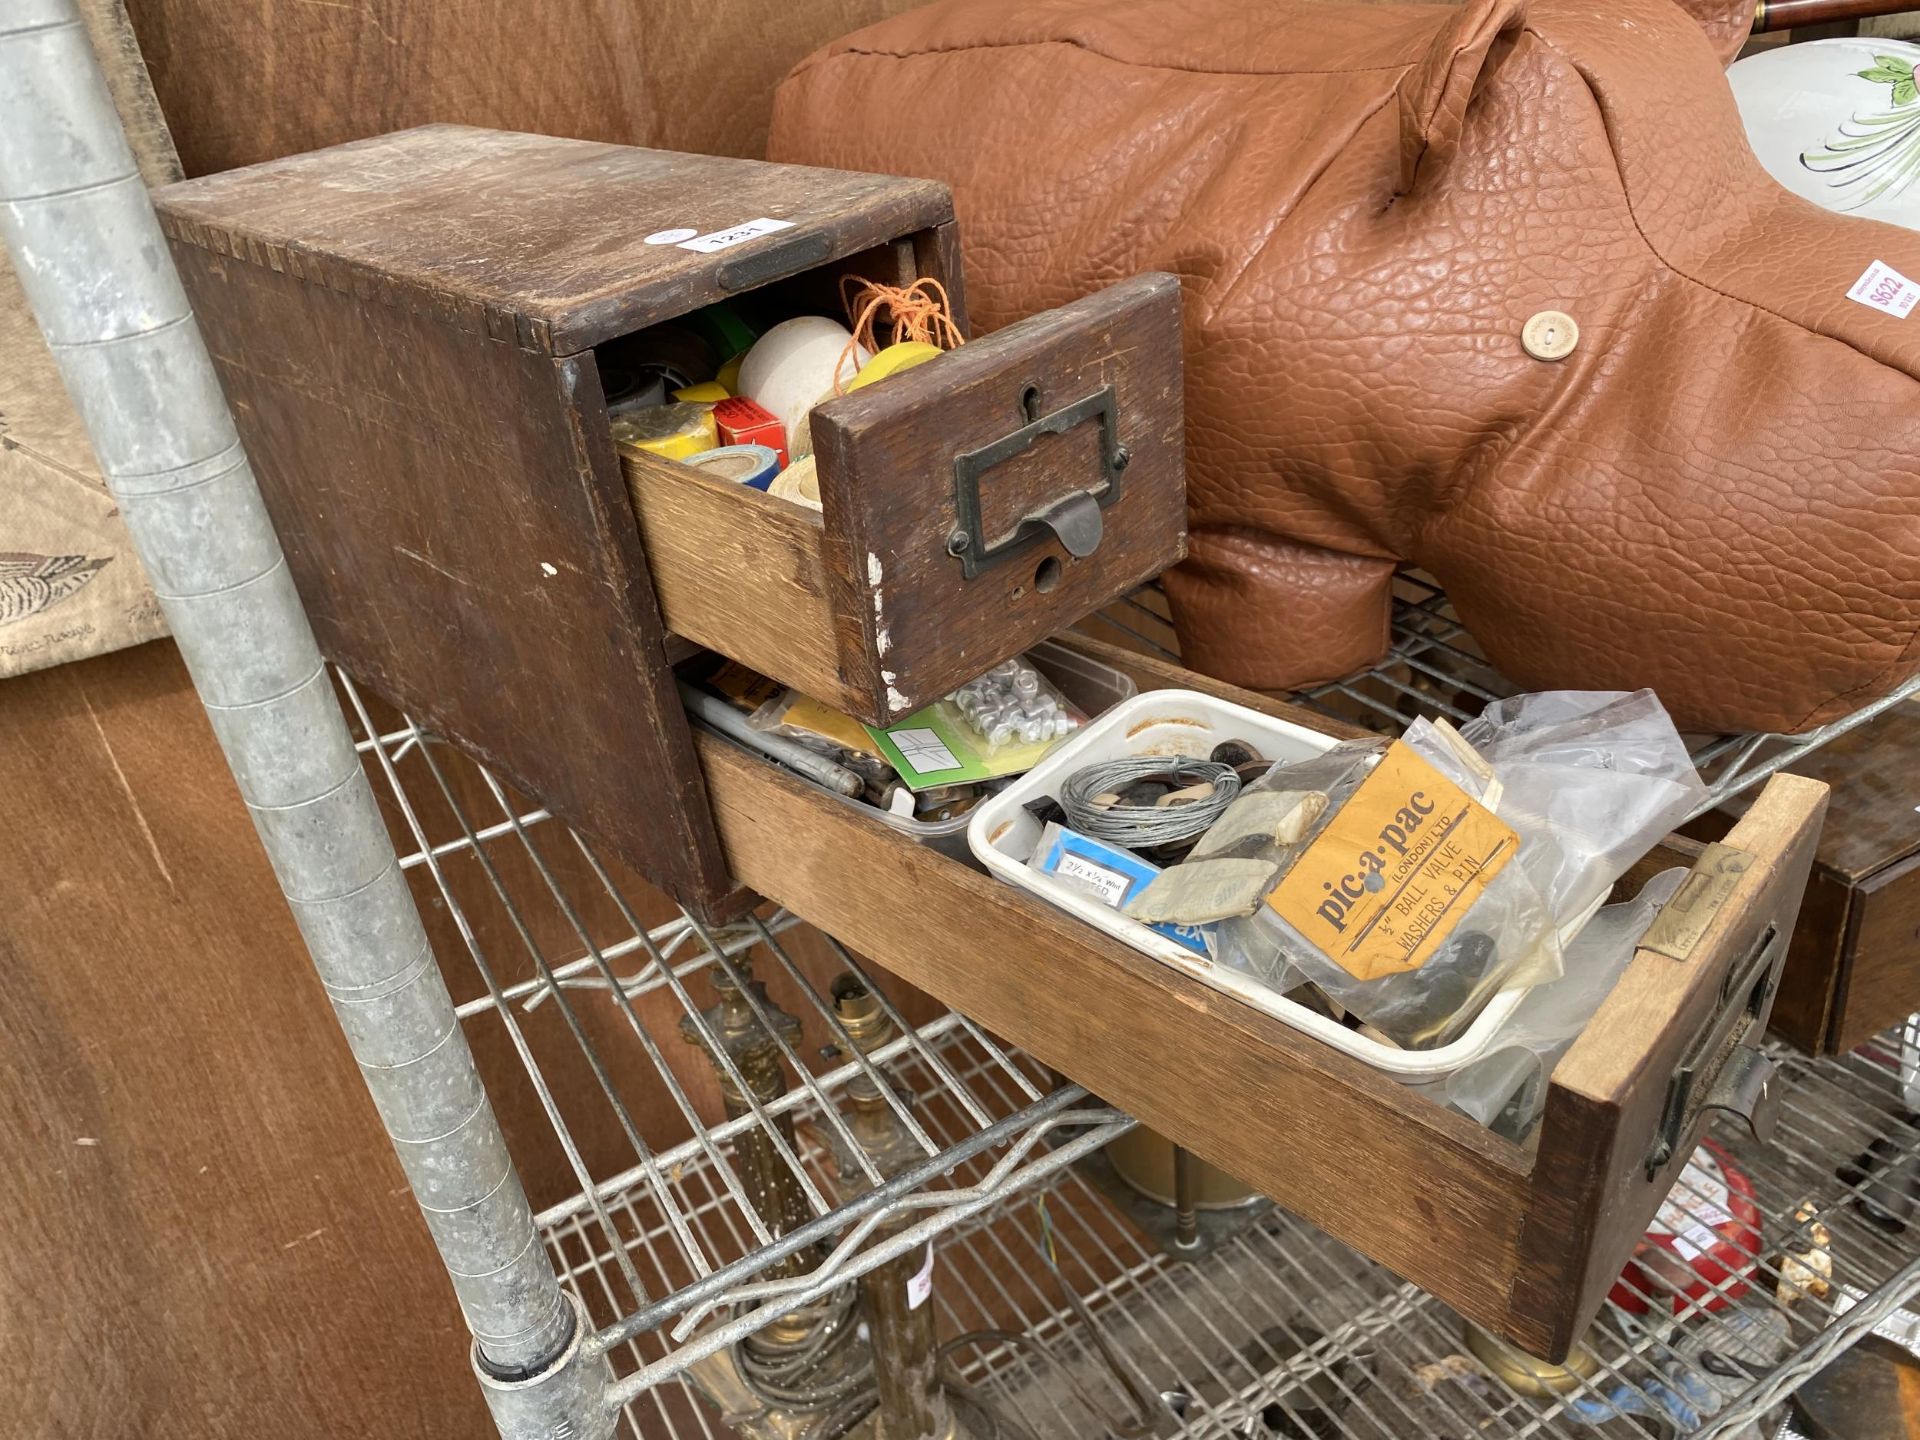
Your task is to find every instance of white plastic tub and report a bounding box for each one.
[967,689,1601,1083]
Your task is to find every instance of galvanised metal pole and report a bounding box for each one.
[0,5,612,1434]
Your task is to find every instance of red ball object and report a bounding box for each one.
[1609,1139,1762,1317]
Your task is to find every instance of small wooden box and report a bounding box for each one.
[1691,702,1920,1055]
[154,126,1186,914]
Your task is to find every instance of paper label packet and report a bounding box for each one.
[1265,740,1516,981]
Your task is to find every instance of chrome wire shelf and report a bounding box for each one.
[333,670,1134,1403]
[338,594,1920,1435]
[570,1023,1920,1439]
[1089,577,1920,821]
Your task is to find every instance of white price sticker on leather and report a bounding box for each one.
[678,217,796,253]
[907,1242,935,1310]
[1847,259,1919,319]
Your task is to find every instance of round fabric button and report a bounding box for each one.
[1522,310,1579,361]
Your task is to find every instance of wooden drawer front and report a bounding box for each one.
[1678,702,1920,1056]
[625,275,1186,724]
[1832,852,1920,1054]
[691,637,1826,1360]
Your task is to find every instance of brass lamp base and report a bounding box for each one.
[1463,1323,1603,1398]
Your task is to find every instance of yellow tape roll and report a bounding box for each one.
[846,341,944,392]
[610,402,718,461]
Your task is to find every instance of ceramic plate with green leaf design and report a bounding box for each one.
[1729,37,1920,229]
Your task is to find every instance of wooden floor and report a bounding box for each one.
[0,639,501,1435]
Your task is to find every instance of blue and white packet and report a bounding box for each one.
[1031,822,1213,958]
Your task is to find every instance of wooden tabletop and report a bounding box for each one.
[154,124,953,353]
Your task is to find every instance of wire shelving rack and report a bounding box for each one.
[17,4,1916,1427]
[335,577,1920,1438]
[335,670,1134,1413]
[558,1009,1920,1439]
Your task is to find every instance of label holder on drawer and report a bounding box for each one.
[1640,843,1751,962]
[1645,914,1786,1179]
[947,384,1129,579]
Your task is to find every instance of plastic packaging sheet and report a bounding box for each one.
[1441,866,1687,1138]
[1213,690,1706,1051]
[1458,690,1707,920]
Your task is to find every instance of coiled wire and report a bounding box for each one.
[1058,755,1241,848]
[733,1284,871,1414]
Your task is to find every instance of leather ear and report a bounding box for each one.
[1396,0,1530,197]
[1667,0,1755,66]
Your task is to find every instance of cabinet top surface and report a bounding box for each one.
[154,125,953,353]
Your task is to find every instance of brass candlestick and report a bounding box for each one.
[832,975,961,1440]
[680,959,868,1435]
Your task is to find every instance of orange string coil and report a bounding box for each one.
[834,276,965,395]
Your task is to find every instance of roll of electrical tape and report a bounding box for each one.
[622,324,715,393]
[672,380,730,403]
[609,402,718,462]
[688,300,758,361]
[684,443,781,491]
[847,340,944,392]
[738,316,869,460]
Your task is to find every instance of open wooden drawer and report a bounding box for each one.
[689,639,1829,1361]
[155,125,1185,913]
[622,276,1186,723]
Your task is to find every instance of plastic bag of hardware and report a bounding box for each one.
[1214,691,1704,1051]
[749,687,887,758]
[1441,868,1687,1139]
[1215,725,1562,1049]
[1205,738,1393,995]
[951,656,1078,753]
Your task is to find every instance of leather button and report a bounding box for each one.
[1522,310,1579,361]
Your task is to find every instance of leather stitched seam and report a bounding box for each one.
[1784,624,1920,731]
[1202,83,1406,328]
[1547,35,1920,391]
[814,36,1417,81]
